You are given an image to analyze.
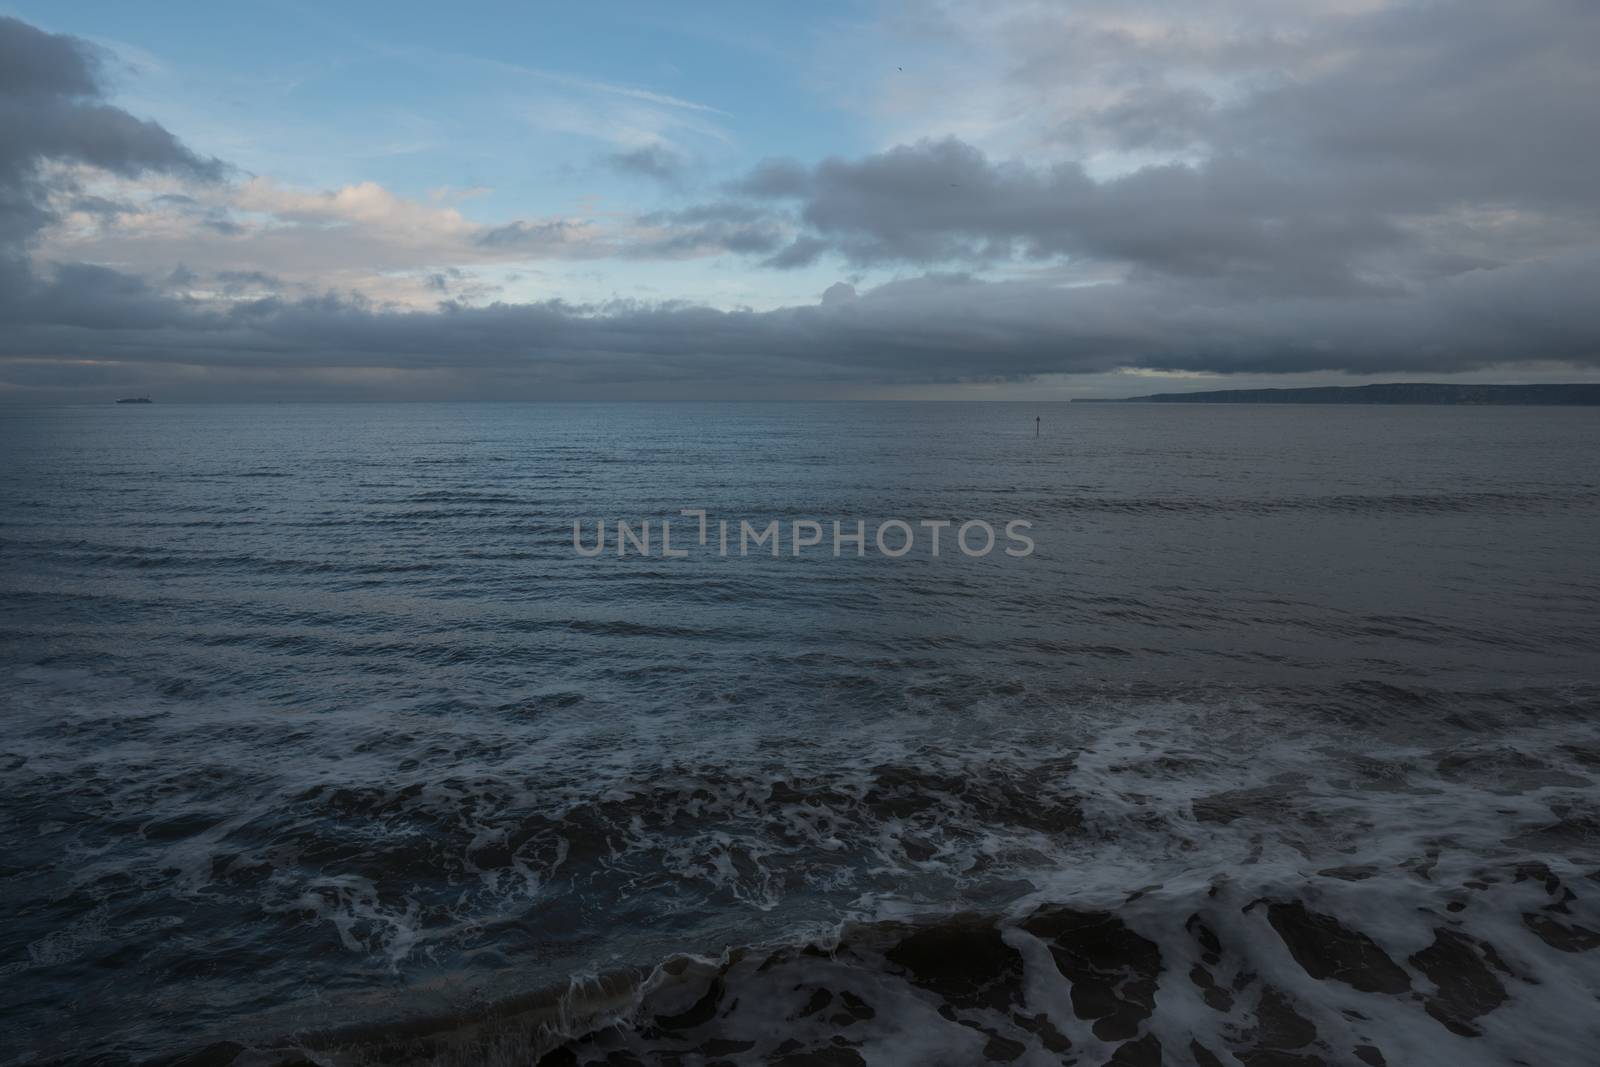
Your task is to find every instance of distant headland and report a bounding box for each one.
[114,397,153,404]
[1076,383,1600,405]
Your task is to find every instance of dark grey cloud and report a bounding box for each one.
[633,202,787,258]
[6,247,1598,395]
[764,236,828,270]
[0,17,221,258]
[14,261,188,332]
[472,219,578,249]
[730,159,812,199]
[645,202,771,226]
[0,15,98,98]
[604,144,689,183]
[680,0,1600,293]
[666,142,1413,295]
[213,269,282,293]
[645,221,782,257]
[1222,0,1600,211]
[67,193,139,219]
[1081,84,1216,153]
[0,12,222,341]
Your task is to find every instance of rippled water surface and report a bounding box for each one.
[3,402,1600,1066]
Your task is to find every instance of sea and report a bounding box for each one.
[2,401,1599,1066]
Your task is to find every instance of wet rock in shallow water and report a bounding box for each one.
[883,916,1025,1013]
[1408,927,1508,1036]
[1190,962,1234,1012]
[1510,809,1600,851]
[768,1046,866,1067]
[1401,851,1439,882]
[1512,862,1562,895]
[837,990,874,1020]
[1264,902,1411,994]
[653,975,726,1030]
[1184,916,1232,1011]
[697,1037,756,1055]
[1186,913,1223,965]
[982,1032,1027,1061]
[1436,749,1584,792]
[1105,1032,1162,1066]
[1234,1051,1328,1067]
[154,1046,323,1067]
[154,1042,246,1067]
[1522,912,1600,952]
[1249,986,1320,1051]
[1021,906,1161,1042]
[792,988,832,1019]
[1193,786,1285,825]
[1012,1011,1072,1054]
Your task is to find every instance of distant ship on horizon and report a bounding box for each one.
[115,397,153,404]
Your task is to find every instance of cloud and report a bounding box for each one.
[2,4,1599,399]
[605,144,690,183]
[33,170,612,307]
[6,248,1599,397]
[731,159,813,199]
[765,237,829,270]
[35,164,803,312]
[680,0,1600,295]
[0,19,749,310]
[693,139,1412,294]
[633,0,1600,335]
[633,202,789,258]
[472,217,588,251]
[0,16,221,260]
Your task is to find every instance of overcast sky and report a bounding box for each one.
[2,0,1597,400]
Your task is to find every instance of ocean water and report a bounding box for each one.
[2,401,1599,1066]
